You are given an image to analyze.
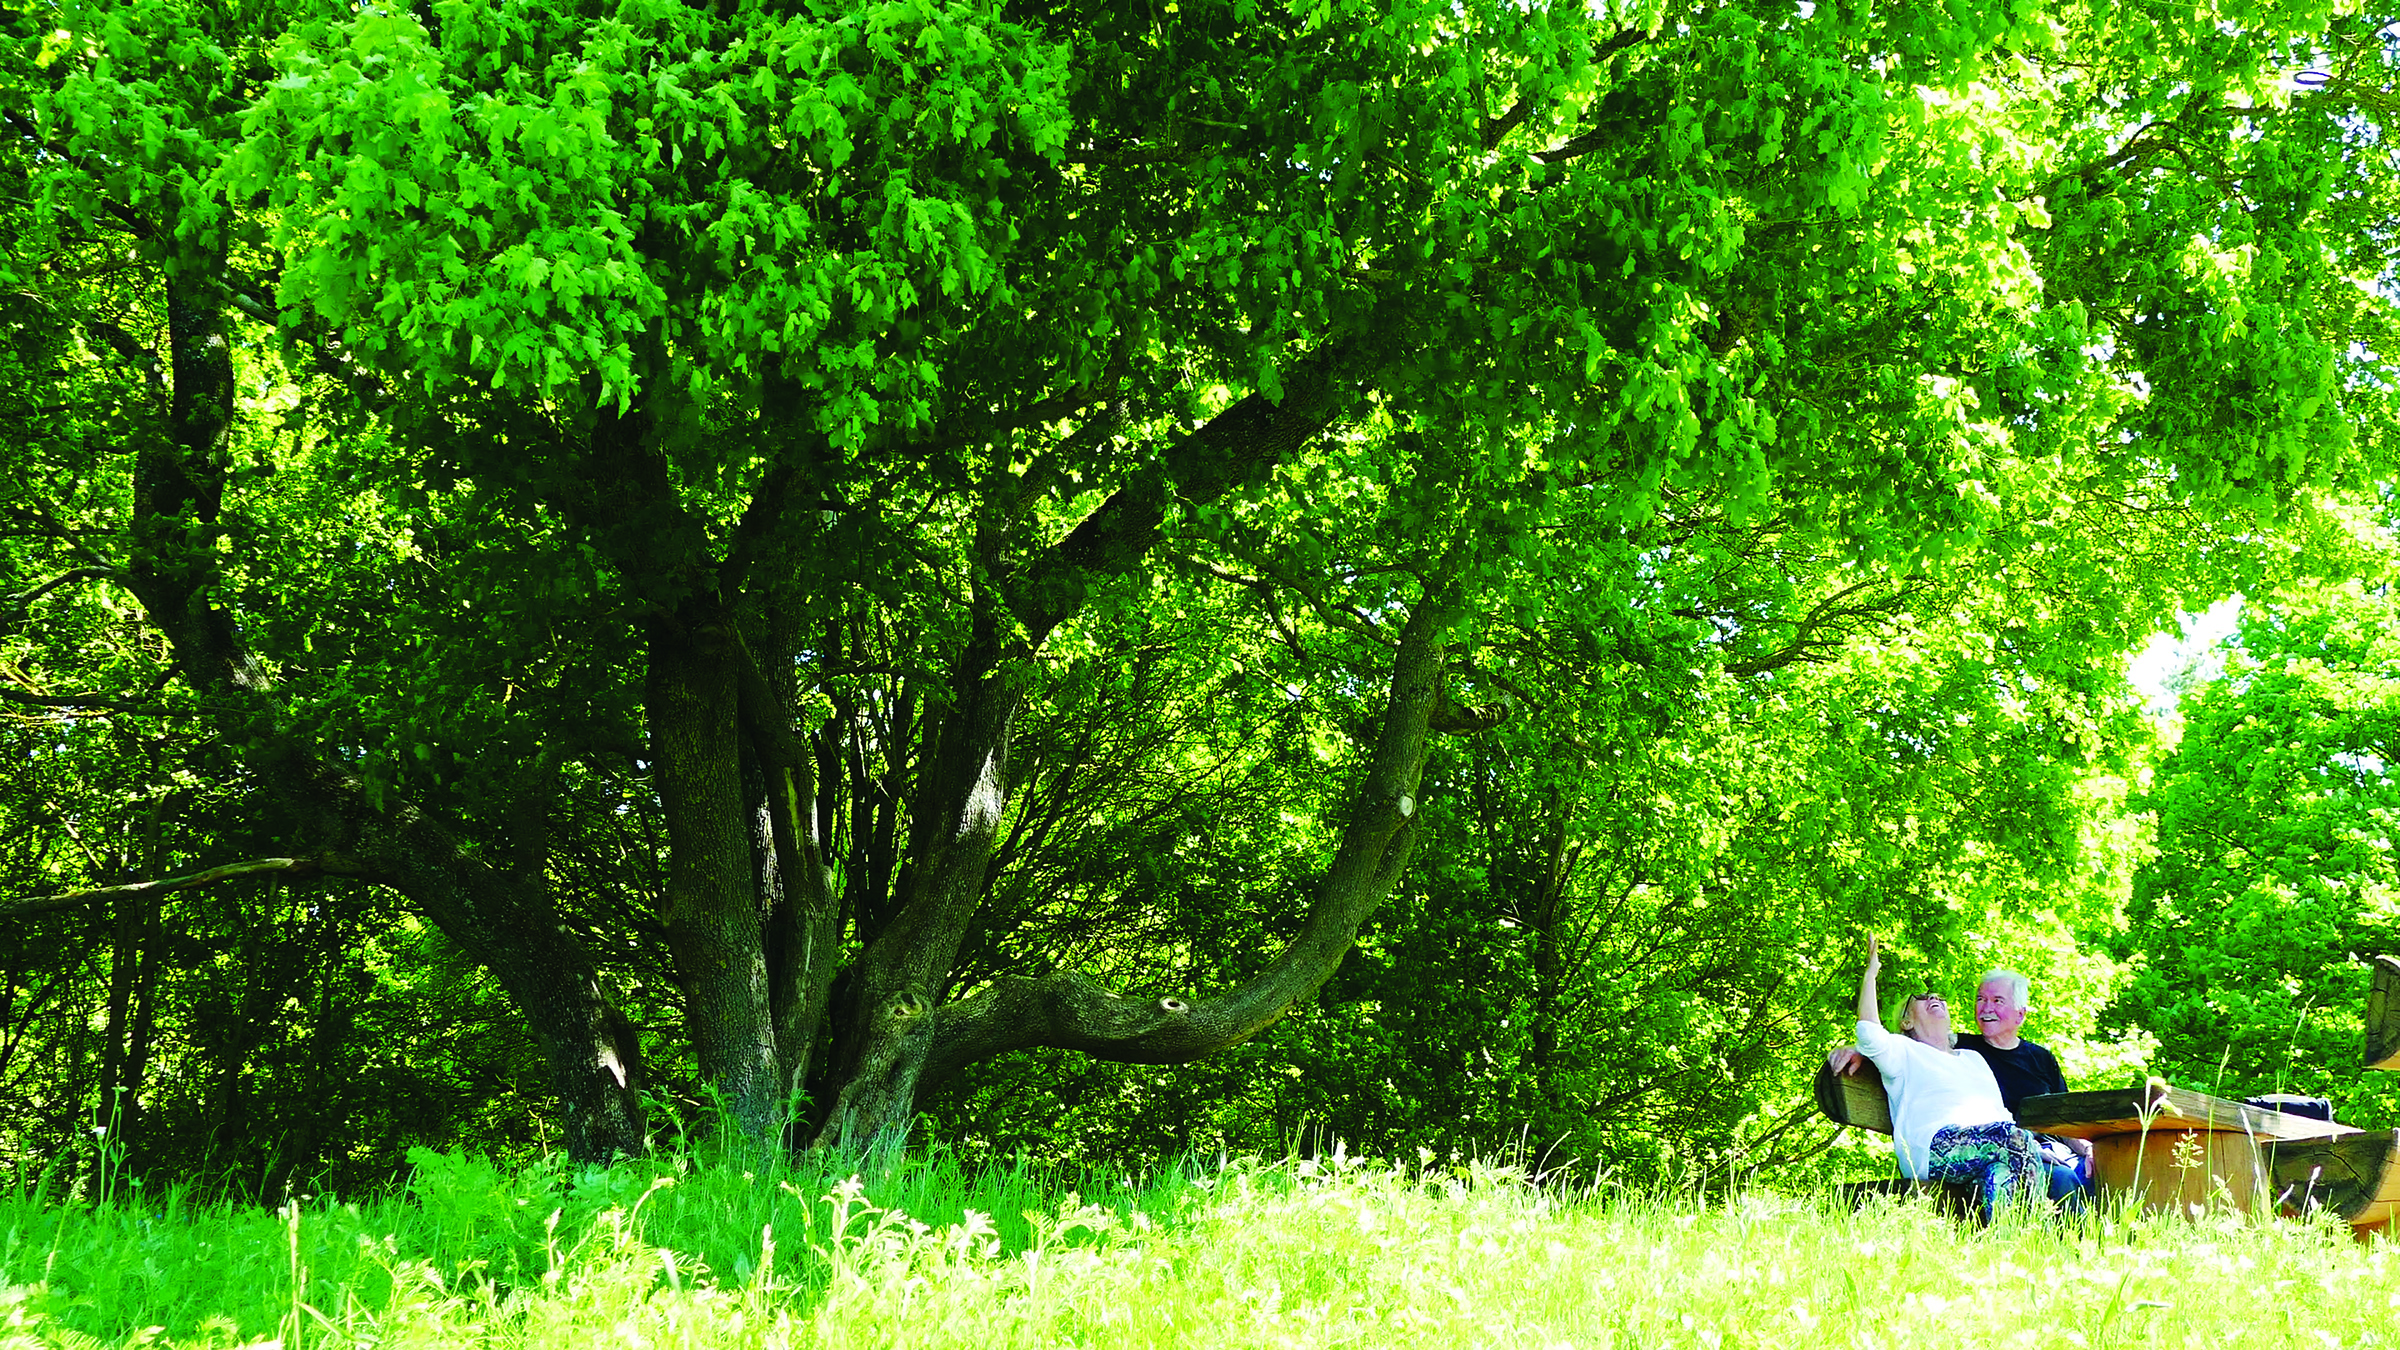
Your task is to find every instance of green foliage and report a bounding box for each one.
[228,0,1072,428]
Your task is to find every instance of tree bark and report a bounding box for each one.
[1524,795,1572,1115]
[95,881,140,1189]
[648,603,782,1138]
[737,619,842,1118]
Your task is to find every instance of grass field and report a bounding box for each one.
[2,1144,2392,1348]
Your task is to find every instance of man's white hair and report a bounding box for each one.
[1979,969,2032,1005]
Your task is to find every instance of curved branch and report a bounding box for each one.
[1723,577,1919,678]
[1006,336,1369,647]
[921,574,1456,1084]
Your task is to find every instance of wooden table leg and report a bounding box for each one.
[2090,1128,2267,1214]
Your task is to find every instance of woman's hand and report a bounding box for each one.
[1864,932,1880,974]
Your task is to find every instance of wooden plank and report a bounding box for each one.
[2018,1081,2363,1142]
[1813,1060,1893,1134]
[2369,955,2400,1070]
[2090,1129,2268,1214]
[2264,1131,2400,1226]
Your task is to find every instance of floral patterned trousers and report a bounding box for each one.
[1925,1120,2045,1222]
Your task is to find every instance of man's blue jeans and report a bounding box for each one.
[2047,1159,2092,1214]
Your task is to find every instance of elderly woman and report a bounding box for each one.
[1853,934,2044,1221]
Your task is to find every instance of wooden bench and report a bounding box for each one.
[2284,954,2400,1233]
[1812,1061,1981,1213]
[2261,1130,2400,1233]
[1814,1058,1893,1133]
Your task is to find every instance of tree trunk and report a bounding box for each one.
[1525,799,1572,1114]
[266,907,352,1200]
[648,604,782,1138]
[96,884,140,1171]
[122,916,160,1172]
[119,792,168,1167]
[746,608,842,1118]
[354,790,649,1162]
[798,338,1388,1147]
[813,619,1024,1146]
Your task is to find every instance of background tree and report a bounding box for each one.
[2109,529,2400,1129]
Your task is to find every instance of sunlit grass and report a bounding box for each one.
[3,1144,2393,1348]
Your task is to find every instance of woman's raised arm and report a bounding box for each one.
[1857,933,1882,1026]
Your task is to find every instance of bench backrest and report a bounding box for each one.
[1813,1061,1893,1134]
[2371,955,2400,1070]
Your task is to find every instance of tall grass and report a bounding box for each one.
[2,1142,2391,1348]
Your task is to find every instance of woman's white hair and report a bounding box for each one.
[1979,969,2032,1006]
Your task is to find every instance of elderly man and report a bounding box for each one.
[1833,968,2092,1207]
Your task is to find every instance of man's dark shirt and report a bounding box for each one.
[1955,1033,2066,1114]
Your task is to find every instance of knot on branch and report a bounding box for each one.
[1040,976,1196,1040]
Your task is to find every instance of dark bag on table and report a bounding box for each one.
[2243,1093,2333,1121]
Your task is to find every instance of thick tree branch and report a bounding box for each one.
[1007,337,1368,646]
[733,629,844,1100]
[979,400,1126,558]
[6,566,123,611]
[718,459,800,601]
[102,264,649,1160]
[1484,27,1650,152]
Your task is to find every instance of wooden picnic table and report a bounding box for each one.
[2016,1080,2361,1215]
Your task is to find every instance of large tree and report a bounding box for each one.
[4,0,2394,1161]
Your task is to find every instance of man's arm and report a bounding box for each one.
[2031,1042,2091,1157]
